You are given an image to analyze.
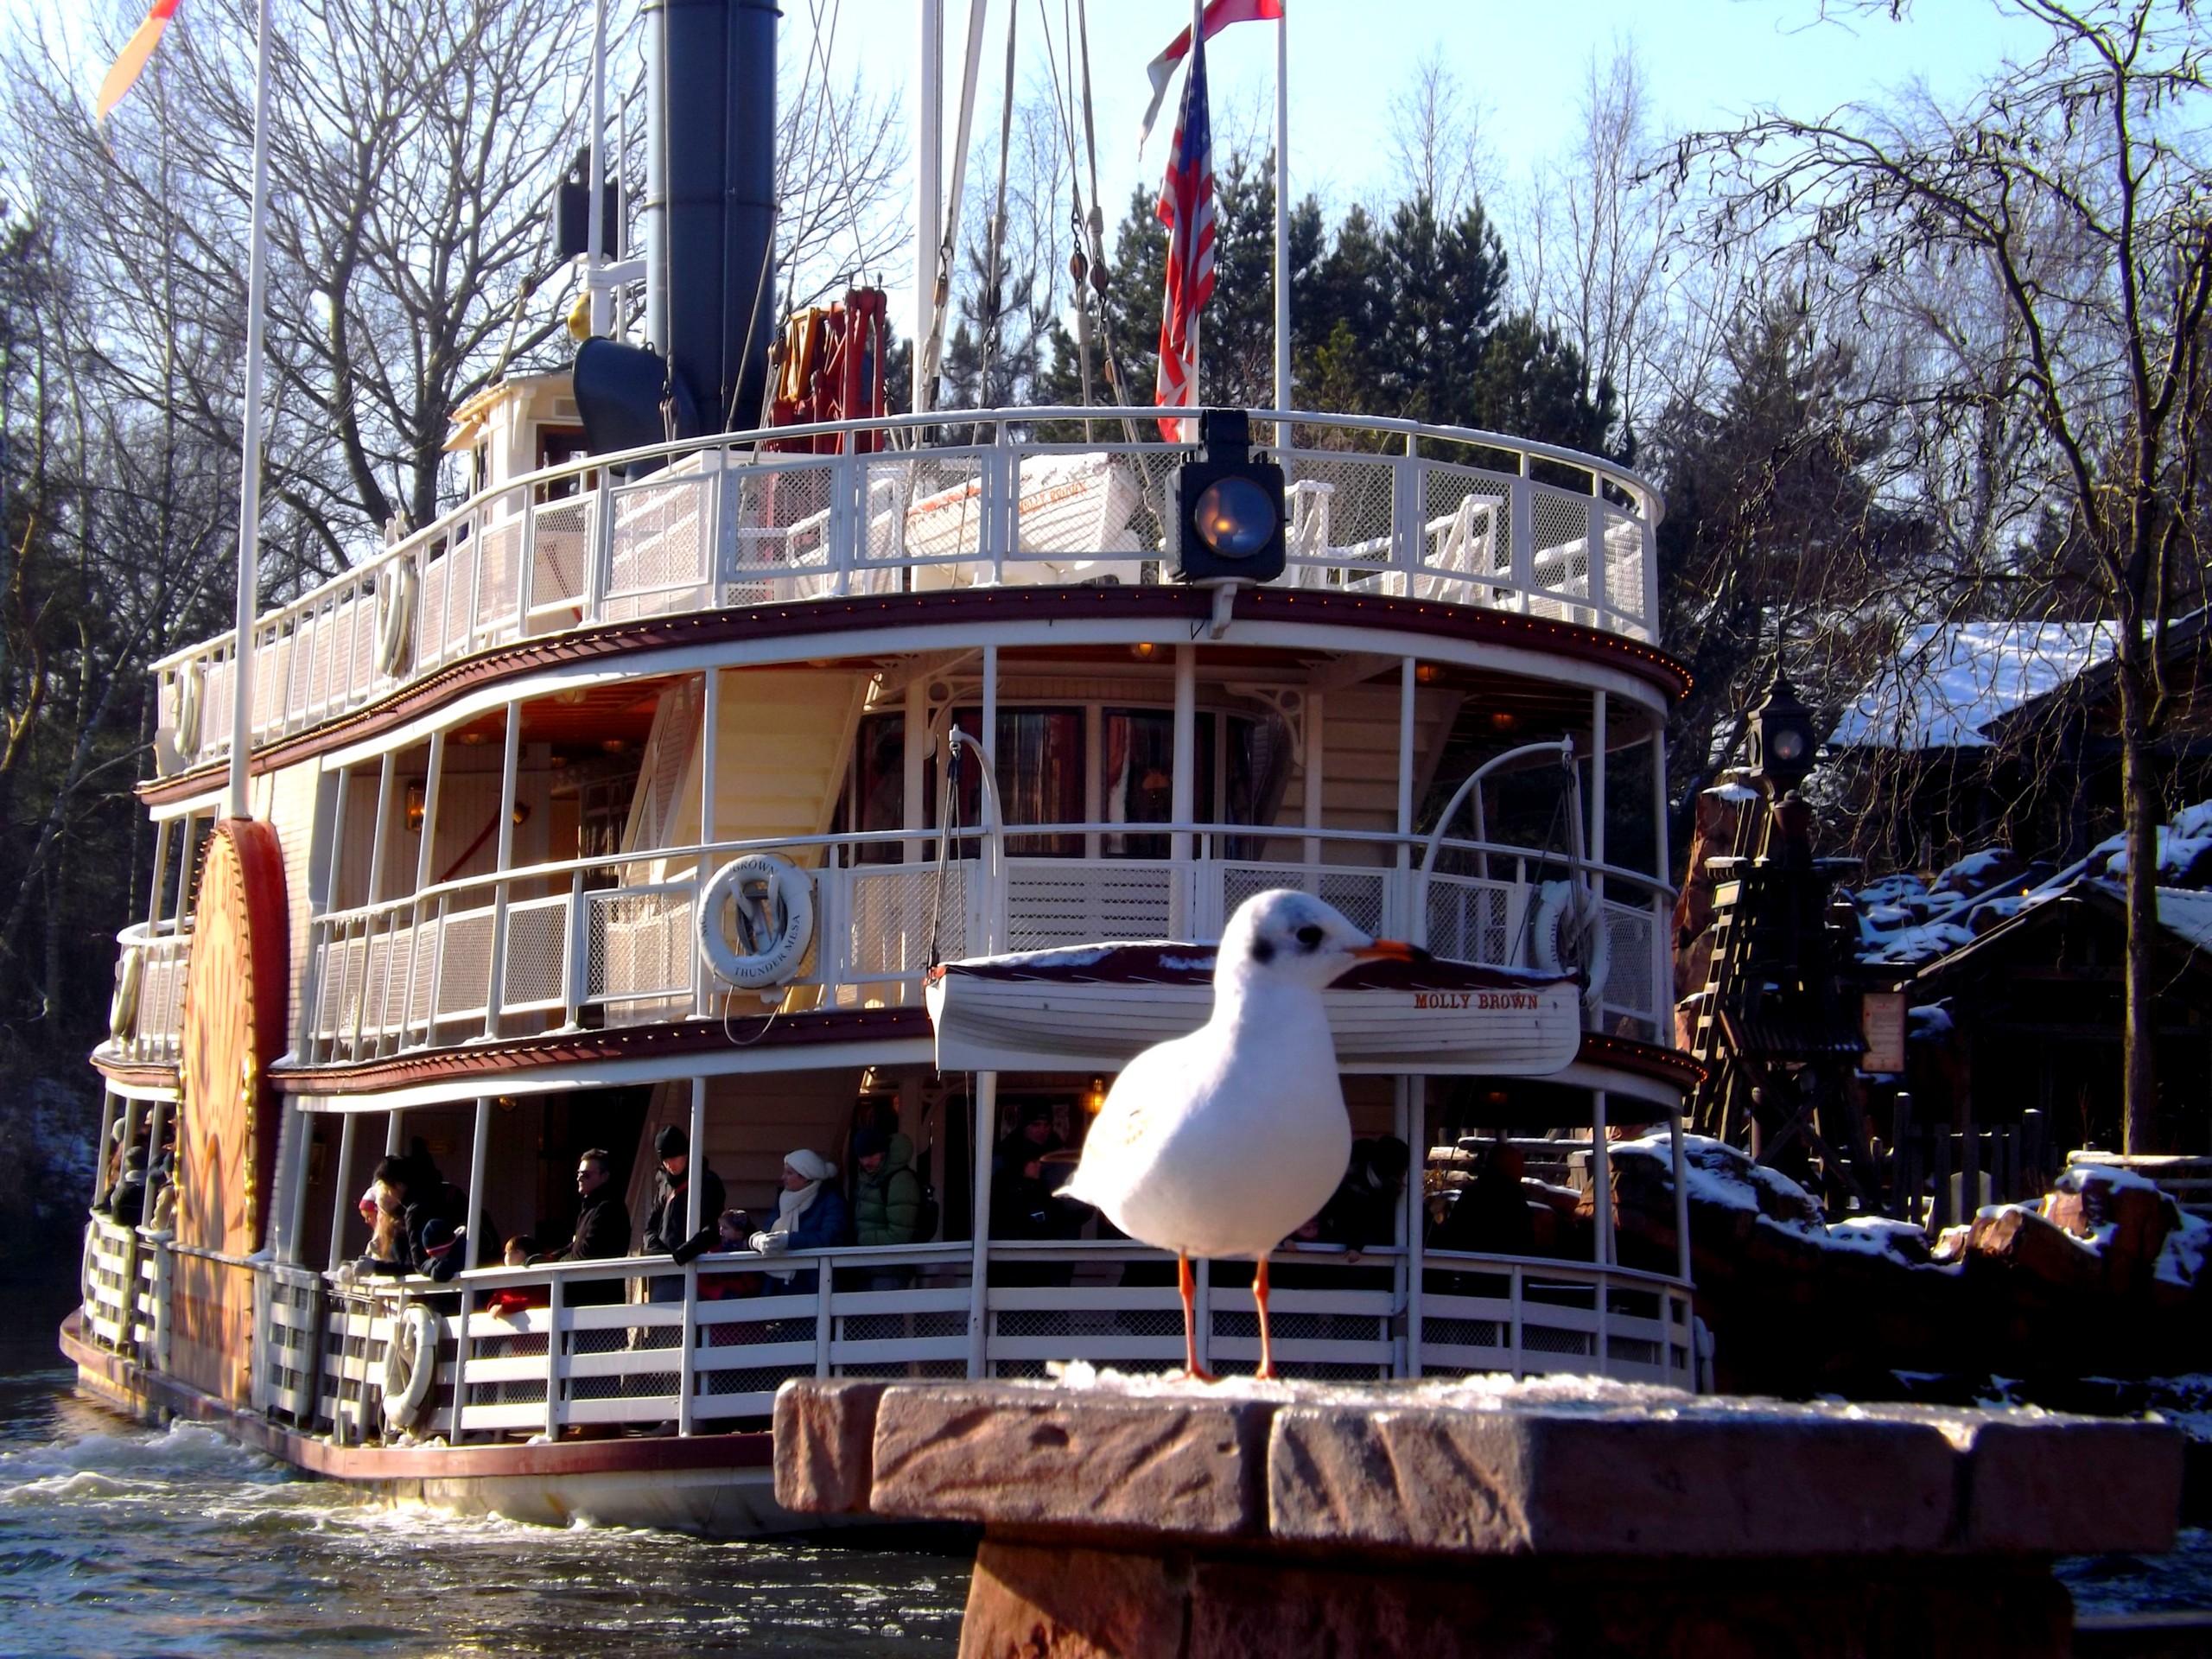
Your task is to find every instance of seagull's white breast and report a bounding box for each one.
[1064,980,1351,1260]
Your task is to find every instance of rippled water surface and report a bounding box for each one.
[0,1334,966,1658]
[14,1308,2212,1656]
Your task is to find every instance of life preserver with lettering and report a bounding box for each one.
[109,946,142,1044]
[376,558,416,678]
[381,1301,441,1432]
[1529,879,1611,1013]
[696,853,815,989]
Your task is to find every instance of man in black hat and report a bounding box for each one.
[643,1122,725,1302]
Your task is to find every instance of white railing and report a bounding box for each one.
[296,823,1674,1067]
[79,1217,164,1358]
[286,1240,1693,1445]
[149,409,1661,774]
[97,924,194,1067]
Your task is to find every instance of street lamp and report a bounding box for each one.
[1749,671,1819,793]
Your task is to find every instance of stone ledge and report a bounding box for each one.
[772,1375,2183,1559]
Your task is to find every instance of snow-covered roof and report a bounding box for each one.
[2158,887,2212,953]
[1829,622,2116,752]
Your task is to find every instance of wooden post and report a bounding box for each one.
[1890,1092,1916,1224]
[1931,1131,1952,1232]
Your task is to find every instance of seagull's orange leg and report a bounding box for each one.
[1254,1253,1276,1380]
[1178,1251,1217,1382]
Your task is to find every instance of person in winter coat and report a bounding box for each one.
[850,1128,922,1246]
[532,1148,631,1305]
[747,1149,847,1294]
[643,1123,726,1301]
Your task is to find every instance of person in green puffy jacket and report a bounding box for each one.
[851,1127,923,1246]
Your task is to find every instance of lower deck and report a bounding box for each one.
[79,1221,1700,1456]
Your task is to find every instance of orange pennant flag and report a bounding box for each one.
[96,0,181,121]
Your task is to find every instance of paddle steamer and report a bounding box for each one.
[66,0,1705,1533]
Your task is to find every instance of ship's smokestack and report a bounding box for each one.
[645,0,777,434]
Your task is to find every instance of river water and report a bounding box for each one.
[0,1314,967,1658]
[9,1300,2210,1656]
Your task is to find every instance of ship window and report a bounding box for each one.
[535,425,592,500]
[1101,710,1289,859]
[841,711,907,864]
[945,708,1084,857]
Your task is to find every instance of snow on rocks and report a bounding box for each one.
[1847,798,2212,970]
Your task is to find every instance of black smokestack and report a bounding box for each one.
[645,0,777,434]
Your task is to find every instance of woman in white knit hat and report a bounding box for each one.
[747,1149,848,1292]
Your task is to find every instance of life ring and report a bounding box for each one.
[1529,879,1611,1013]
[697,853,815,988]
[109,946,143,1043]
[172,661,204,763]
[376,559,416,678]
[381,1301,442,1432]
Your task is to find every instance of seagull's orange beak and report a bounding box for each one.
[1352,938,1428,962]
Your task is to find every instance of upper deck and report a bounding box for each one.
[149,408,1663,776]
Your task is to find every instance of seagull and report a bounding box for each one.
[1059,889,1421,1380]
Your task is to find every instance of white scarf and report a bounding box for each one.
[751,1151,835,1267]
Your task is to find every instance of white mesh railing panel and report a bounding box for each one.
[590,889,694,1003]
[528,500,590,626]
[1529,487,1593,625]
[1603,508,1647,637]
[502,895,570,1012]
[1425,876,1512,964]
[1418,467,1514,604]
[1599,899,1658,1039]
[434,907,495,1020]
[847,864,966,977]
[605,477,710,621]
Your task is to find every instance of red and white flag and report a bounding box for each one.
[1137,0,1283,152]
[1154,21,1217,441]
[97,0,181,121]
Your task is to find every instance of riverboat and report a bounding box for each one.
[65,0,1707,1535]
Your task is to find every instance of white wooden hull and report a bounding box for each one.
[926,944,1583,1075]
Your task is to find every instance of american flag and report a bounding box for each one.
[1154,23,1216,442]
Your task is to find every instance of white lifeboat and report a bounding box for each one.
[925,942,1584,1076]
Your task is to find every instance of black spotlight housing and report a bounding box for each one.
[1167,409,1287,584]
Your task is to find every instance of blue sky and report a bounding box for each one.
[27,0,2054,313]
[797,0,2054,314]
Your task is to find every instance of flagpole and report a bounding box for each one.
[226,0,275,822]
[1273,3,1289,442]
[1190,0,1204,435]
[587,0,609,336]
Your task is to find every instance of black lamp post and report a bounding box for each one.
[1749,671,1819,794]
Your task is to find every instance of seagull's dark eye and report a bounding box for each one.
[1251,938,1276,964]
[1295,925,1325,950]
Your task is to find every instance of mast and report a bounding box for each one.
[914,0,942,416]
[226,0,275,820]
[1274,5,1289,436]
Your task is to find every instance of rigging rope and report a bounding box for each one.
[919,0,990,416]
[973,0,1020,425]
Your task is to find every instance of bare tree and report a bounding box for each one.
[10,0,592,578]
[1384,49,1495,223]
[1688,0,2212,1154]
[1519,45,1688,443]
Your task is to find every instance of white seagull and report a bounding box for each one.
[1059,889,1420,1379]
